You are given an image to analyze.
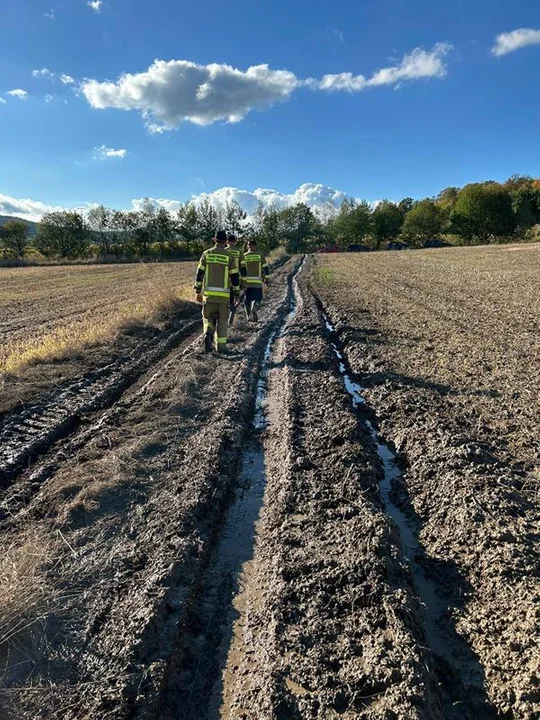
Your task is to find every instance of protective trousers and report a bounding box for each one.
[203,301,228,351]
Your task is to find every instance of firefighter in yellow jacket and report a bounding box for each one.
[244,240,270,322]
[226,234,247,325]
[194,230,240,353]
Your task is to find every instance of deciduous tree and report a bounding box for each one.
[451,183,515,244]
[36,211,89,258]
[401,199,444,246]
[372,201,403,248]
[0,220,30,258]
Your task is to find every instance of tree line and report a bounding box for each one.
[1,175,539,261]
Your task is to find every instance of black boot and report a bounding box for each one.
[204,332,214,354]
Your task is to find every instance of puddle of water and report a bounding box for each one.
[323,312,450,660]
[197,259,306,717]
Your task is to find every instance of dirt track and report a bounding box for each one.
[0,254,537,719]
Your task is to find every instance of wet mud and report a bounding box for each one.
[1,255,536,719]
[313,263,540,719]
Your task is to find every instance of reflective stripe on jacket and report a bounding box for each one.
[244,251,270,286]
[226,246,247,282]
[195,246,239,302]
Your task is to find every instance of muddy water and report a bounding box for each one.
[176,259,305,719]
[323,314,451,661]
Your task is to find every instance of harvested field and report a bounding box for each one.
[0,247,537,719]
[0,262,197,415]
[313,243,540,718]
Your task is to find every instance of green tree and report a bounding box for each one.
[152,206,175,257]
[197,198,222,245]
[398,197,415,215]
[36,211,89,258]
[372,201,403,248]
[252,204,283,252]
[451,183,515,244]
[509,183,540,232]
[401,199,444,246]
[436,187,459,210]
[224,200,247,237]
[86,205,114,255]
[177,202,200,256]
[280,203,317,252]
[332,199,372,248]
[0,220,30,258]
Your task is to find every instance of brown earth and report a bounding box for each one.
[312,246,540,719]
[0,262,197,410]
[0,249,537,720]
[0,258,298,719]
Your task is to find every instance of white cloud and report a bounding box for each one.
[93,144,127,160]
[32,67,54,79]
[81,45,451,130]
[7,89,28,99]
[492,28,540,57]
[329,27,345,44]
[87,1,103,12]
[131,183,368,219]
[0,183,373,223]
[0,98,6,105]
[81,59,300,130]
[0,194,65,222]
[45,9,55,19]
[45,94,55,103]
[32,68,76,85]
[317,43,451,91]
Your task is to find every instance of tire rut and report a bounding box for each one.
[0,317,200,486]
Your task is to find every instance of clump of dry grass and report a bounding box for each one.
[0,262,197,377]
[0,528,60,658]
[0,287,192,376]
[267,246,288,263]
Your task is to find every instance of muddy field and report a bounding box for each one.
[313,244,540,718]
[0,247,538,719]
[0,262,200,419]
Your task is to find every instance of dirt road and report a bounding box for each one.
[0,254,536,719]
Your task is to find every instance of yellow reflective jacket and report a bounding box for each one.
[195,246,240,303]
[226,246,247,284]
[244,251,270,287]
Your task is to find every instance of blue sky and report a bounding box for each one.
[1,0,540,219]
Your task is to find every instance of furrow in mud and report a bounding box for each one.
[0,317,200,485]
[313,282,539,719]
[153,264,443,719]
[0,259,300,720]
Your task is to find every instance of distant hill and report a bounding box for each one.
[0,216,39,237]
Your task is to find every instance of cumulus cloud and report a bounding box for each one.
[131,183,367,219]
[32,67,54,79]
[32,68,76,85]
[317,43,451,91]
[7,89,28,99]
[80,45,451,130]
[492,28,540,56]
[87,0,103,12]
[81,59,300,130]
[93,144,127,160]
[0,98,6,105]
[1,183,370,223]
[45,9,55,19]
[0,194,66,222]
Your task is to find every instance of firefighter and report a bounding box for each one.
[243,240,270,322]
[226,234,247,325]
[194,230,240,353]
